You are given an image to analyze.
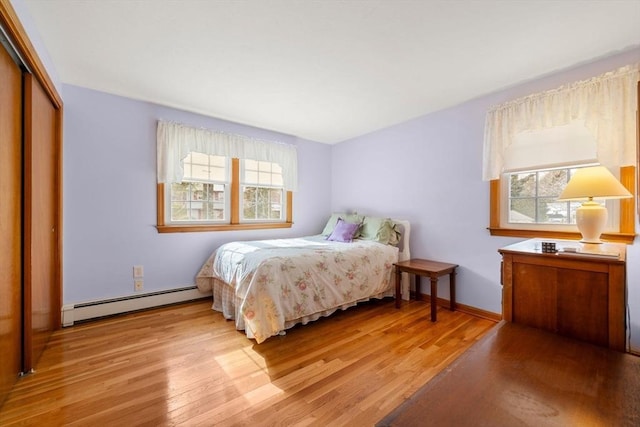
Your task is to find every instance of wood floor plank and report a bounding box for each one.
[0,298,495,426]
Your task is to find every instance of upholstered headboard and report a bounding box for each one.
[392,219,411,299]
[391,219,411,262]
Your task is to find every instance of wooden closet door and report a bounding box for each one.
[23,74,59,371]
[0,43,23,405]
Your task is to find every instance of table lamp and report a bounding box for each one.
[557,166,632,243]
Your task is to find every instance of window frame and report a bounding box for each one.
[157,158,293,233]
[239,159,286,223]
[240,185,286,223]
[165,153,230,224]
[165,181,230,225]
[502,165,619,232]
[488,165,636,244]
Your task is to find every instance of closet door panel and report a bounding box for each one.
[0,43,22,405]
[23,74,58,371]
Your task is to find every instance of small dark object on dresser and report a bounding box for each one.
[541,242,556,253]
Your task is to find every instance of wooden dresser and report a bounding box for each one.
[499,239,627,351]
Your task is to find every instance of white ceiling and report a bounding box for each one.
[23,0,640,144]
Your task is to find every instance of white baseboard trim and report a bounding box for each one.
[61,286,211,327]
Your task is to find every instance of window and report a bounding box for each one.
[168,153,228,223]
[241,160,284,221]
[490,165,635,243]
[158,157,292,232]
[156,121,296,233]
[505,165,610,229]
[490,127,635,240]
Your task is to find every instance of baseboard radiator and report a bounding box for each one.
[61,286,211,326]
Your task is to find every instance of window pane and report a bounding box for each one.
[171,183,189,201]
[270,189,282,204]
[509,198,535,223]
[542,200,569,224]
[210,166,226,181]
[510,173,536,197]
[171,202,189,221]
[258,161,271,171]
[183,153,228,182]
[210,156,226,167]
[257,187,269,219]
[190,201,204,219]
[245,159,258,170]
[245,170,258,184]
[211,199,225,219]
[191,165,210,181]
[241,159,284,191]
[243,186,256,219]
[538,198,566,224]
[242,186,283,220]
[203,200,224,221]
[190,152,210,165]
[213,184,225,201]
[270,189,282,219]
[538,169,567,197]
[170,182,226,222]
[203,183,215,200]
[191,182,204,200]
[258,172,271,185]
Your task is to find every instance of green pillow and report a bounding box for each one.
[359,217,401,245]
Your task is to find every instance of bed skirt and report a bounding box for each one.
[202,277,393,340]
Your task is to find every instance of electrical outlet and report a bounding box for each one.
[133,265,144,278]
[134,279,144,291]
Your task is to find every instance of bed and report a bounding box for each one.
[196,214,411,343]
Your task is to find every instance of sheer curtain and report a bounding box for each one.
[483,63,639,181]
[157,121,298,191]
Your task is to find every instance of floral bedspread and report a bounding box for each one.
[196,235,399,343]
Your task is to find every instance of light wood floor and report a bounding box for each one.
[0,298,495,426]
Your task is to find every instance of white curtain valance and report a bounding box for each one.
[157,121,298,191]
[503,120,598,173]
[482,63,639,181]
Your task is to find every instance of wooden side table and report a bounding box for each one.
[394,259,458,321]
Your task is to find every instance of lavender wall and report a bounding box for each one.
[63,85,332,303]
[331,48,640,350]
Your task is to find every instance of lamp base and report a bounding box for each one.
[580,239,604,244]
[576,200,607,244]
